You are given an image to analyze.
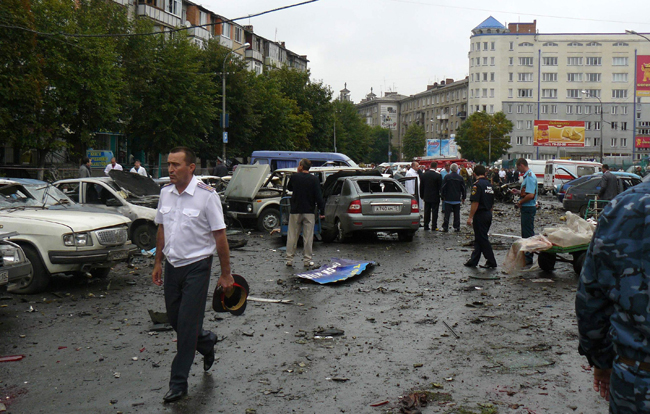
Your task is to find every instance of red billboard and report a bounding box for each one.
[636,55,650,97]
[636,136,650,148]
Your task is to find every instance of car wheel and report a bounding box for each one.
[133,223,157,250]
[334,219,349,243]
[9,245,50,294]
[397,230,415,242]
[90,267,111,279]
[257,208,280,233]
[579,204,588,219]
[538,252,556,272]
[573,252,586,275]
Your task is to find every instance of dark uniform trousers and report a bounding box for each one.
[443,203,461,231]
[164,256,216,391]
[423,198,440,229]
[468,210,497,267]
[520,206,536,264]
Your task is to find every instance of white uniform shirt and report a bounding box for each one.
[104,163,123,175]
[155,176,226,267]
[499,170,506,179]
[130,166,148,177]
[405,167,419,195]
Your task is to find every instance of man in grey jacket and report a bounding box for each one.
[598,164,619,201]
[79,157,92,178]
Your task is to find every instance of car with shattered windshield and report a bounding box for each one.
[54,170,160,250]
[320,170,420,242]
[0,232,33,292]
[0,183,138,294]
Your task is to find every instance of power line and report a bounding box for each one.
[0,0,318,38]
[383,0,650,26]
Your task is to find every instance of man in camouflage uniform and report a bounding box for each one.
[576,179,650,413]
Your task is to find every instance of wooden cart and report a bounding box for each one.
[537,243,590,275]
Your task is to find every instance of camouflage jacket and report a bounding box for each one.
[576,180,650,368]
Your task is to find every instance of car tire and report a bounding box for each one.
[538,252,556,272]
[321,224,337,243]
[573,252,586,275]
[133,223,157,251]
[334,219,349,243]
[579,204,588,219]
[398,230,415,242]
[257,208,280,233]
[9,245,50,294]
[90,267,111,278]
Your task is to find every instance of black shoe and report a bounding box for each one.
[479,263,497,269]
[464,261,477,267]
[423,227,430,231]
[163,388,187,403]
[454,228,460,232]
[204,346,215,371]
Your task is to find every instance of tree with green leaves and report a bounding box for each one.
[455,111,513,164]
[366,126,393,164]
[330,99,372,162]
[402,123,426,160]
[0,0,129,177]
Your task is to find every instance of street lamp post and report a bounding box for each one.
[221,42,250,163]
[582,89,604,162]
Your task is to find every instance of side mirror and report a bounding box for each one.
[106,198,122,207]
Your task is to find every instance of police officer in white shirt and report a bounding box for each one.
[129,159,148,177]
[104,157,123,176]
[151,147,234,403]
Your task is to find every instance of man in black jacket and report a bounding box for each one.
[286,159,325,268]
[598,164,619,201]
[440,163,466,232]
[420,166,442,230]
[212,159,228,177]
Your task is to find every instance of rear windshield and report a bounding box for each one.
[356,180,404,193]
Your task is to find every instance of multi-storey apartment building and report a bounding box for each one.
[468,17,650,163]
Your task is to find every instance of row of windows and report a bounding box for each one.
[505,103,629,115]
[502,88,629,99]
[401,90,468,111]
[472,41,630,52]
[470,57,495,67]
[498,72,627,83]
[524,56,631,66]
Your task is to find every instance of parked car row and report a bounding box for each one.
[562,172,642,217]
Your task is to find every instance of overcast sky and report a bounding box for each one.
[201,0,650,102]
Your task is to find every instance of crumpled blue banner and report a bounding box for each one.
[296,258,375,284]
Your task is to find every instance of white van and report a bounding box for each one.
[519,159,546,194]
[544,160,602,194]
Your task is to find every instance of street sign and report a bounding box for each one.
[388,151,392,156]
[223,132,228,143]
[86,150,114,166]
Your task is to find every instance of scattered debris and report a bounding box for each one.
[315,327,344,337]
[247,296,293,304]
[295,258,375,284]
[531,278,555,283]
[370,400,389,407]
[0,355,24,363]
[442,321,460,339]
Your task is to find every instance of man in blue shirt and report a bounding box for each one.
[513,158,537,265]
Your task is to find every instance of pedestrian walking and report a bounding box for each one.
[440,163,466,232]
[598,164,619,201]
[464,165,497,269]
[576,178,650,413]
[79,157,92,178]
[286,159,325,268]
[419,166,442,231]
[151,147,233,403]
[213,158,228,177]
[512,158,537,265]
[104,157,123,176]
[130,159,148,177]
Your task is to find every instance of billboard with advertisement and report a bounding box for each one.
[380,104,398,130]
[636,136,650,148]
[636,55,650,97]
[426,138,458,157]
[86,150,114,166]
[534,120,585,147]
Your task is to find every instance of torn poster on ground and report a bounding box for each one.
[296,258,375,284]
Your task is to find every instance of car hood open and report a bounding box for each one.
[224,164,271,200]
[109,170,161,197]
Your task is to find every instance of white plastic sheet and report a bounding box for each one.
[543,211,595,248]
[503,235,553,274]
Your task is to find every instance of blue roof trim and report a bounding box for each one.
[474,16,505,30]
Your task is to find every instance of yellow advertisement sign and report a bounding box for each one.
[533,120,585,147]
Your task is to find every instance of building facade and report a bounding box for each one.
[468,17,650,163]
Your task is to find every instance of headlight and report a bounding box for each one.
[0,244,25,266]
[247,203,253,212]
[63,232,93,247]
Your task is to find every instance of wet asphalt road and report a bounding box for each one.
[0,195,609,414]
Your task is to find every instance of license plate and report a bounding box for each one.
[373,205,401,213]
[0,271,8,285]
[108,250,130,261]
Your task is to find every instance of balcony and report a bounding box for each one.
[264,56,280,67]
[457,111,467,119]
[215,35,233,49]
[188,26,211,42]
[245,49,263,63]
[136,4,181,28]
[437,114,449,120]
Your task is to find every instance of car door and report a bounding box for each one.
[324,180,344,228]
